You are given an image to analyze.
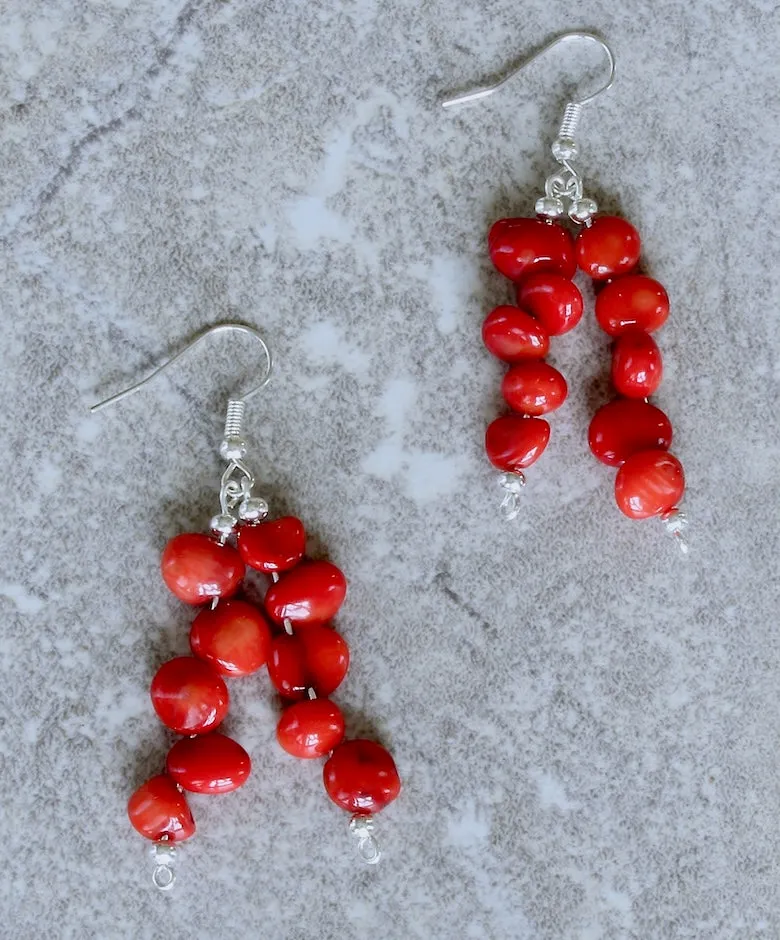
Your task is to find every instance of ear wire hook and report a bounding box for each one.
[89,322,273,414]
[442,32,615,225]
[440,31,615,111]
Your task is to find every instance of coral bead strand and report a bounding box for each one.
[129,445,273,891]
[240,517,399,863]
[484,218,582,517]
[579,216,688,549]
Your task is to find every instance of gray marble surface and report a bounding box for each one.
[1,1,779,938]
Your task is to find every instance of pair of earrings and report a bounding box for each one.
[93,32,688,892]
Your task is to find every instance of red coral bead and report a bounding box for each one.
[588,399,673,467]
[576,216,641,279]
[166,732,251,794]
[615,450,685,519]
[127,774,195,842]
[277,698,346,759]
[150,657,229,735]
[323,739,401,814]
[515,273,584,335]
[502,361,568,416]
[611,331,663,398]
[190,599,272,677]
[596,275,670,336]
[485,415,550,471]
[237,516,306,573]
[264,560,347,626]
[268,627,350,700]
[161,533,244,605]
[482,306,550,362]
[488,218,575,282]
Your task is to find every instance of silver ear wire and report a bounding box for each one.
[91,322,273,538]
[440,31,615,111]
[89,322,273,414]
[441,31,616,224]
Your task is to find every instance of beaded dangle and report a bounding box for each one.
[91,324,400,891]
[443,33,687,547]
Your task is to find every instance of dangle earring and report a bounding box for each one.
[91,324,400,891]
[443,33,687,549]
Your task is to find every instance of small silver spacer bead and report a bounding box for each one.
[498,471,526,494]
[662,509,688,535]
[569,198,599,223]
[150,841,177,864]
[210,513,237,536]
[238,497,269,522]
[220,436,247,461]
[662,508,689,554]
[551,136,578,162]
[535,196,565,219]
[349,814,375,837]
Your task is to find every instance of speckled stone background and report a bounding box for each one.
[1,1,778,938]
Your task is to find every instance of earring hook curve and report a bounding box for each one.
[89,322,274,414]
[440,31,615,110]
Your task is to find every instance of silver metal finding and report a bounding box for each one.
[216,396,269,532]
[498,471,526,521]
[441,32,615,223]
[441,32,615,110]
[661,509,689,555]
[150,839,177,893]
[349,814,381,865]
[89,322,273,413]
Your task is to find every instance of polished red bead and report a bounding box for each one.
[485,415,550,471]
[502,361,568,416]
[615,450,685,519]
[127,774,195,842]
[166,732,251,794]
[161,533,244,605]
[277,698,346,759]
[323,739,401,814]
[150,657,229,735]
[264,560,347,626]
[190,599,272,677]
[237,516,306,573]
[576,216,641,279]
[268,627,349,700]
[588,399,673,467]
[611,331,663,398]
[515,273,584,335]
[596,275,670,336]
[488,218,575,282]
[482,305,550,362]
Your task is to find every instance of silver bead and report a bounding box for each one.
[663,509,688,535]
[569,198,599,223]
[150,841,177,863]
[349,814,375,837]
[237,497,269,522]
[535,196,565,219]
[210,513,237,536]
[551,136,578,162]
[498,471,526,494]
[220,436,247,461]
[662,509,689,554]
